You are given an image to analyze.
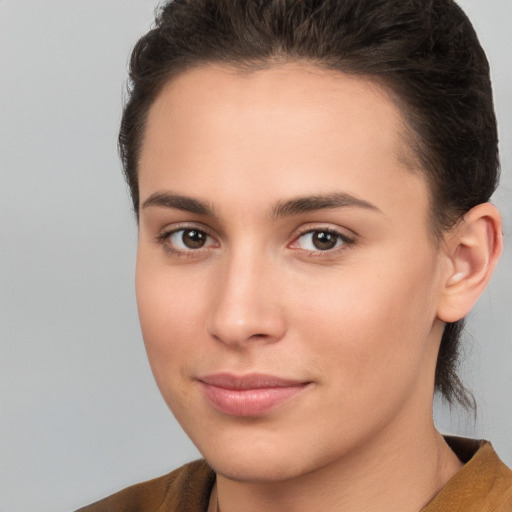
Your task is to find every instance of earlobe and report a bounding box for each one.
[437,203,503,323]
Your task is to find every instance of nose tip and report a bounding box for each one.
[207,296,287,347]
[206,265,287,348]
[208,314,282,347]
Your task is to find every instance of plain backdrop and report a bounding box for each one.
[0,1,510,511]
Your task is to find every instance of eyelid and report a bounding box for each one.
[154,222,356,256]
[156,222,220,255]
[288,225,356,253]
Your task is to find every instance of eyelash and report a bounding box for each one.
[290,228,355,257]
[156,225,218,257]
[156,225,355,258]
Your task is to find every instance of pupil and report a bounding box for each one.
[313,231,337,250]
[183,230,205,249]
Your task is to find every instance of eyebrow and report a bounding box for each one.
[141,190,381,219]
[271,192,381,219]
[141,191,215,216]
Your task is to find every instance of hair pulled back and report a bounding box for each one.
[119,0,499,409]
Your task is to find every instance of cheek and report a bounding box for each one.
[290,253,439,397]
[136,252,208,334]
[135,259,207,391]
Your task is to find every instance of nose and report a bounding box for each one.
[206,250,287,348]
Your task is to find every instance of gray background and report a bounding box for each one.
[0,1,510,511]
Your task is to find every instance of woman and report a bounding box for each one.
[78,0,511,510]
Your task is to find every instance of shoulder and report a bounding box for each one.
[75,459,215,512]
[422,437,512,511]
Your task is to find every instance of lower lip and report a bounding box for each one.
[199,382,308,417]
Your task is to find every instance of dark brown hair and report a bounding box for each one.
[119,0,499,408]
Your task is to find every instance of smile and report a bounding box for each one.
[198,373,311,417]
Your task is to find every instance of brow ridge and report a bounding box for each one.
[141,190,380,219]
[141,191,215,216]
[271,193,381,219]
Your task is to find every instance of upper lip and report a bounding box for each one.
[198,373,309,390]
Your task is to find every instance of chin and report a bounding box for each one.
[206,452,312,483]
[190,426,337,484]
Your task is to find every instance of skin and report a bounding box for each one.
[136,62,470,512]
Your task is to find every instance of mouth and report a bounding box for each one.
[198,373,311,417]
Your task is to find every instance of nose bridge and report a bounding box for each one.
[207,244,285,346]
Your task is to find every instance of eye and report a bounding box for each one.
[161,228,218,253]
[292,229,352,252]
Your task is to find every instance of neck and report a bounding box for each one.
[210,418,462,512]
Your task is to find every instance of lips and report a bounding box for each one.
[198,373,310,417]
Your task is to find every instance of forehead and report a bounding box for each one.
[138,62,428,223]
[141,62,411,165]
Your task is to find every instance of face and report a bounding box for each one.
[136,63,447,482]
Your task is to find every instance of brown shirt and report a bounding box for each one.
[76,438,512,511]
[422,437,512,511]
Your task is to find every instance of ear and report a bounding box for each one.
[437,203,503,323]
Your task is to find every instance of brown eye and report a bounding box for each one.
[181,229,207,249]
[294,229,351,252]
[311,231,338,250]
[166,228,216,251]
